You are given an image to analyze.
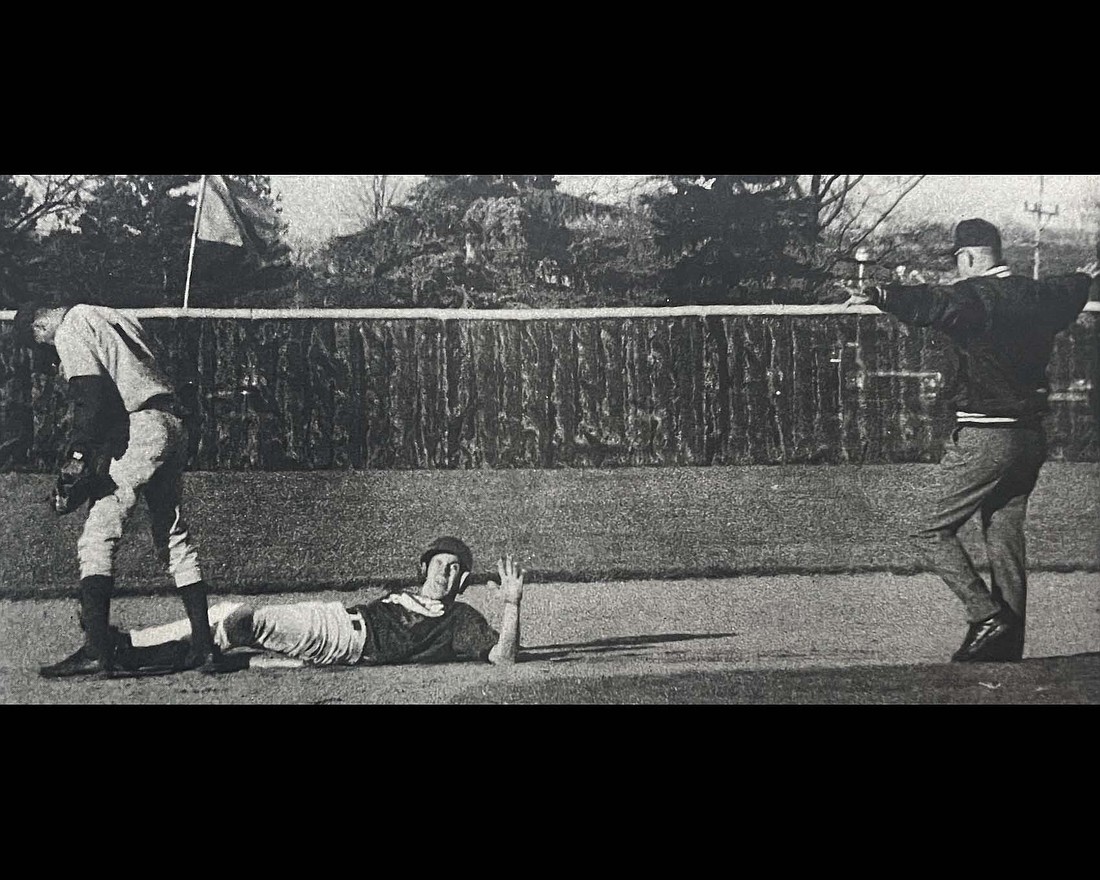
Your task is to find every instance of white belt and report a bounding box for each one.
[345,608,368,664]
[346,608,365,631]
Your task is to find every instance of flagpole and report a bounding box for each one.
[183,174,208,310]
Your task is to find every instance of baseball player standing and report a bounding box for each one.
[846,219,1098,663]
[13,300,222,677]
[111,537,525,672]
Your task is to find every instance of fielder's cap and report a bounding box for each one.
[951,218,1002,255]
[421,536,473,573]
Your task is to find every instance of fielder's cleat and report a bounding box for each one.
[201,652,252,674]
[180,644,239,675]
[40,627,165,679]
[114,637,192,676]
[40,643,113,679]
[952,609,1024,663]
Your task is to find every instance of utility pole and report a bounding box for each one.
[1024,175,1060,280]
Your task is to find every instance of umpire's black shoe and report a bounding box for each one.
[952,609,1024,663]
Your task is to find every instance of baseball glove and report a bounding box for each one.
[50,451,115,515]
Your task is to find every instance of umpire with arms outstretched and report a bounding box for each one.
[13,300,222,677]
[847,219,1098,663]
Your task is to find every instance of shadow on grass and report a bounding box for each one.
[454,652,1100,704]
[521,632,738,663]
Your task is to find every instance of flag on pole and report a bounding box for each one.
[182,174,285,309]
[196,174,280,256]
[196,174,247,246]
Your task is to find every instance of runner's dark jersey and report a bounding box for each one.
[349,598,500,665]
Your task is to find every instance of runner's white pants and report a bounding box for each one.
[240,601,367,666]
[130,601,366,667]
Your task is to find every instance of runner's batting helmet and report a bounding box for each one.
[419,536,474,594]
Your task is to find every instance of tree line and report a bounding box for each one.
[2,174,1096,310]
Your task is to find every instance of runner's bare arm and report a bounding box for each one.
[488,555,525,666]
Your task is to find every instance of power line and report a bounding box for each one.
[1023,175,1060,280]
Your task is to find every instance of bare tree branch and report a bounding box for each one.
[805,174,927,276]
[837,193,874,242]
[816,174,854,208]
[845,175,927,253]
[9,174,92,232]
[338,175,412,230]
[820,177,864,229]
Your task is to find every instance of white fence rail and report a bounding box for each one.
[3,302,1098,321]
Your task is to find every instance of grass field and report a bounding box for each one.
[2,463,1096,704]
[0,463,1097,597]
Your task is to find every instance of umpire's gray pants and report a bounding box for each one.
[912,425,1046,623]
[78,410,202,588]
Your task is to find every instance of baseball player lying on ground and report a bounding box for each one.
[110,537,525,673]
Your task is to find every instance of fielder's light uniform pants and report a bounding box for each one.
[912,425,1046,624]
[228,601,367,666]
[78,409,203,588]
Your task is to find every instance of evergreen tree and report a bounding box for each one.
[643,175,818,304]
[36,174,288,306]
[0,175,36,305]
[318,175,572,308]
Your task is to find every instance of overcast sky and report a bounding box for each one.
[270,174,1100,249]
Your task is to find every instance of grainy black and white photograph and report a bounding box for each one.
[1,173,1097,705]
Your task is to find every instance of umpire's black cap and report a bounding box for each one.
[951,218,1002,255]
[421,536,473,573]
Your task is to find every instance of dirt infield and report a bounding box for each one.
[4,572,1097,704]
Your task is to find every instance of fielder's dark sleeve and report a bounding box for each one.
[67,375,126,457]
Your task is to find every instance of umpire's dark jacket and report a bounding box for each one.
[874,269,1092,422]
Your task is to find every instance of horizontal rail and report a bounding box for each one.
[2,302,1098,320]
